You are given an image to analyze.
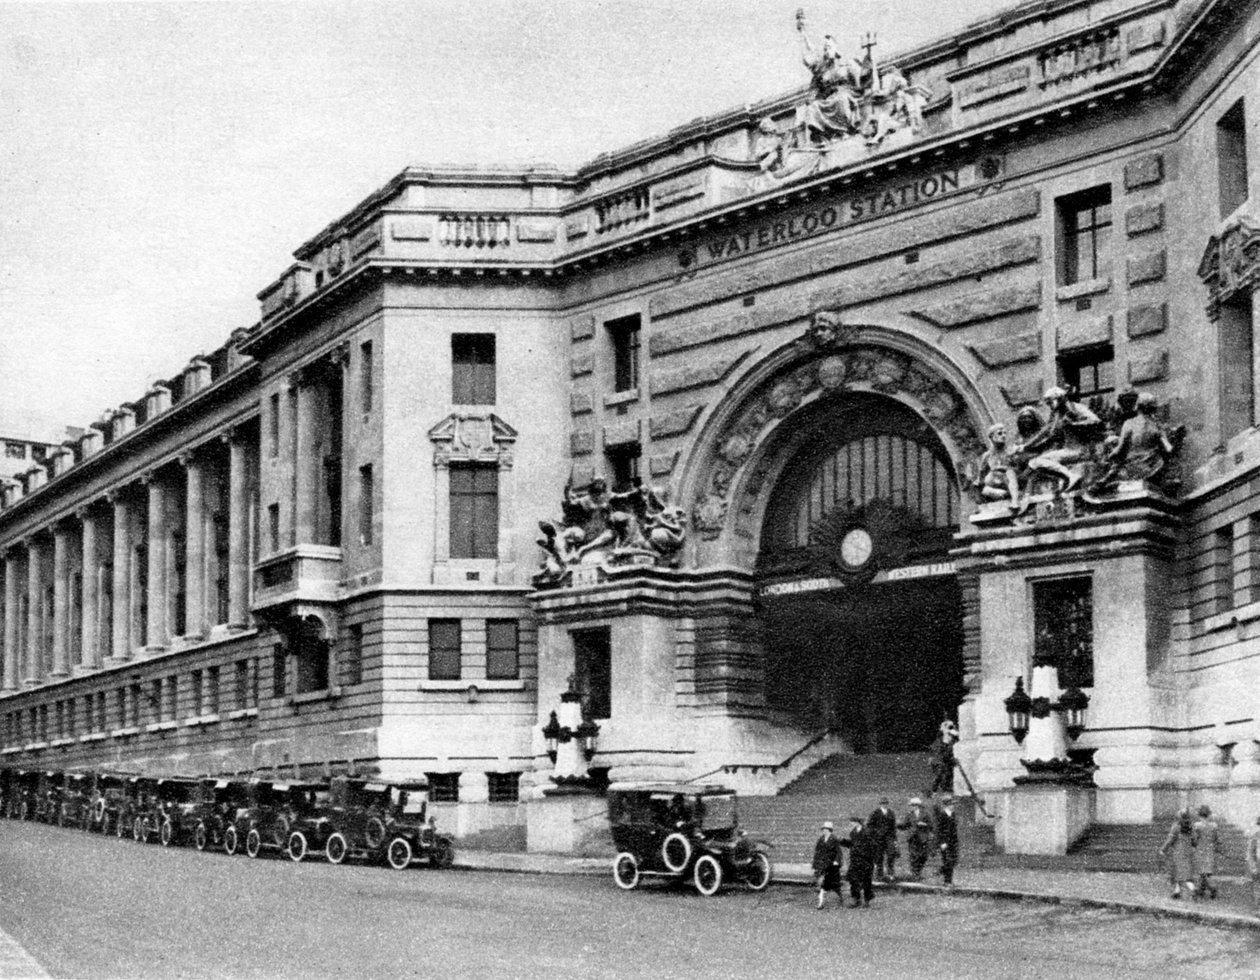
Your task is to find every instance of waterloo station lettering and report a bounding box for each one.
[690,166,966,267]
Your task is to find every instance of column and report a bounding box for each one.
[145,474,168,651]
[50,523,71,678]
[2,550,19,690]
[79,507,101,670]
[183,453,205,639]
[109,492,132,662]
[24,537,43,684]
[227,432,250,628]
[293,371,317,545]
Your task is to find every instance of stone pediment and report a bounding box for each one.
[1198,214,1260,319]
[428,412,517,466]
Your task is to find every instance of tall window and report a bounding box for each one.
[132,544,148,647]
[1220,291,1255,442]
[1032,577,1093,688]
[207,665,221,714]
[1058,186,1112,285]
[450,464,498,559]
[607,315,641,392]
[573,627,612,720]
[606,445,641,491]
[486,620,519,680]
[269,393,280,457]
[235,658,251,709]
[358,465,374,546]
[1214,526,1235,614]
[344,623,364,687]
[272,646,287,699]
[1059,345,1114,398]
[1218,98,1249,218]
[295,633,329,694]
[452,334,496,404]
[360,340,374,414]
[164,675,177,721]
[151,679,163,723]
[191,670,203,716]
[171,530,187,636]
[268,503,281,554]
[213,513,230,624]
[428,620,461,681]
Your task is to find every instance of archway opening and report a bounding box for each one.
[755,393,965,753]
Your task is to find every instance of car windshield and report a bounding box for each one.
[697,794,737,830]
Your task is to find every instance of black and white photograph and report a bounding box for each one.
[2,0,1260,976]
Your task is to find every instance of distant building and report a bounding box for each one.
[0,0,1258,842]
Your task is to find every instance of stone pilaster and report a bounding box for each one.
[145,474,168,651]
[182,453,206,639]
[109,492,132,662]
[2,551,19,691]
[78,507,101,671]
[227,432,250,628]
[24,537,43,684]
[50,523,71,678]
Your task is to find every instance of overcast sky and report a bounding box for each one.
[0,0,1017,442]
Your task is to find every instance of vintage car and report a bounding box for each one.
[124,776,162,842]
[32,770,64,823]
[223,780,326,858]
[292,776,453,870]
[57,772,94,829]
[9,769,40,820]
[606,783,773,896]
[88,772,130,835]
[149,777,202,846]
[0,767,14,818]
[190,778,252,852]
[280,783,337,863]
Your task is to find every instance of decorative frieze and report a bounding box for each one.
[438,215,510,249]
[1198,216,1260,319]
[1039,27,1121,87]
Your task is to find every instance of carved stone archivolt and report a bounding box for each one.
[692,313,986,540]
[1198,215,1260,319]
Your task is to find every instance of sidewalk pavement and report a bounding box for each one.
[454,850,1260,931]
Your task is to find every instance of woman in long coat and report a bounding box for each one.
[1158,809,1198,898]
[1192,805,1221,899]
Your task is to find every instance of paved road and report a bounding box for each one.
[1,821,1259,980]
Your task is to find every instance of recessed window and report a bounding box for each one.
[450,464,498,559]
[272,645,287,699]
[4,442,24,460]
[269,393,280,458]
[294,631,329,695]
[1058,186,1112,285]
[426,772,460,803]
[1217,98,1248,218]
[344,623,364,687]
[360,340,374,414]
[486,620,519,681]
[151,679,163,723]
[268,503,281,554]
[607,315,641,393]
[1214,526,1235,614]
[452,334,496,405]
[1032,577,1093,689]
[573,627,612,720]
[207,665,220,715]
[606,444,641,491]
[1058,345,1114,399]
[428,620,461,681]
[358,464,374,546]
[487,772,521,803]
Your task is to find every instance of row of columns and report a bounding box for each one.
[0,431,254,691]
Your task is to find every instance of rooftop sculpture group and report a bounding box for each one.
[535,478,688,587]
[971,387,1184,517]
[754,10,931,186]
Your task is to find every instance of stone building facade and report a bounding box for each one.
[1,0,1258,841]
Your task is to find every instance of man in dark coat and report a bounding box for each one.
[867,796,898,881]
[842,815,876,907]
[935,795,960,886]
[898,796,933,880]
[811,820,843,909]
[929,720,958,796]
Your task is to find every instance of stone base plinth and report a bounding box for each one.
[526,786,606,854]
[997,781,1095,855]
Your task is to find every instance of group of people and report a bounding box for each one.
[1161,805,1260,905]
[812,794,960,909]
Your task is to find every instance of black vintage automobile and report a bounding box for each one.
[606,783,772,897]
[150,777,202,847]
[125,776,161,842]
[295,777,453,870]
[190,778,251,852]
[57,772,94,829]
[225,780,326,858]
[88,772,129,835]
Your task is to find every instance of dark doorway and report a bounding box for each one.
[761,577,964,753]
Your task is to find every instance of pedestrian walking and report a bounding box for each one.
[1192,804,1221,899]
[812,820,844,909]
[1157,809,1198,899]
[842,815,876,907]
[1246,815,1260,909]
[867,796,899,881]
[934,795,959,887]
[929,721,958,796]
[899,796,934,880]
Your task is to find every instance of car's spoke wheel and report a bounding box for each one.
[271,815,291,848]
[132,817,145,843]
[194,823,209,852]
[224,825,239,855]
[93,798,106,825]
[386,837,412,871]
[287,831,308,863]
[431,837,454,869]
[325,832,348,865]
[364,816,387,850]
[245,828,262,858]
[160,819,174,847]
[661,832,692,873]
[613,852,640,890]
[744,852,772,891]
[693,854,722,897]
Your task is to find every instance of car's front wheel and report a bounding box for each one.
[693,854,722,897]
[287,831,308,863]
[224,825,239,855]
[661,832,692,873]
[245,828,262,858]
[325,832,348,865]
[743,851,772,891]
[194,822,209,852]
[386,837,412,871]
[613,852,640,891]
[160,819,175,847]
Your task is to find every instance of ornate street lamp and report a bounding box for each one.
[1059,685,1090,741]
[575,719,601,761]
[1004,676,1032,745]
[542,710,561,764]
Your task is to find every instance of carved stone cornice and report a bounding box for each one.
[1198,214,1260,320]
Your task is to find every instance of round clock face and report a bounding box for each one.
[840,527,874,570]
